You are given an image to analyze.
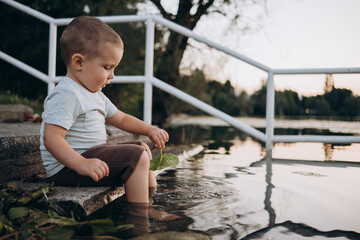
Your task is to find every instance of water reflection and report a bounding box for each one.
[155,148,360,239]
[167,125,250,145]
[323,143,334,161]
[89,149,360,239]
[244,153,360,239]
[167,125,360,162]
[88,125,360,239]
[264,154,276,227]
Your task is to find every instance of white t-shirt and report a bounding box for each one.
[40,77,117,177]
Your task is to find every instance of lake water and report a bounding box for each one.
[90,116,360,239]
[167,115,360,162]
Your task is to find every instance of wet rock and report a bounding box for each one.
[16,181,125,219]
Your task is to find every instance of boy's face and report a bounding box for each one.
[72,43,123,93]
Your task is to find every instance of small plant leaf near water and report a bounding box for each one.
[150,149,179,171]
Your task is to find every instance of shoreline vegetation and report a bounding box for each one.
[2,77,360,121]
[167,78,360,121]
[167,114,360,135]
[1,1,359,125]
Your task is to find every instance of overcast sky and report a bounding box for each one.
[147,0,360,96]
[229,0,360,96]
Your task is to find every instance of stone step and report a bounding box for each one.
[0,123,153,183]
[0,121,204,218]
[14,144,204,218]
[0,122,45,182]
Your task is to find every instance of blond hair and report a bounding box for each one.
[60,16,123,65]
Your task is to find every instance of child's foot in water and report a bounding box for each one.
[125,201,180,222]
[148,207,180,222]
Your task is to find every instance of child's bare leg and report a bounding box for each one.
[141,142,157,188]
[149,171,157,188]
[139,143,179,221]
[126,144,179,222]
[125,151,149,203]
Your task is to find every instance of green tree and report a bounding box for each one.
[250,80,266,116]
[206,80,239,115]
[148,0,264,125]
[237,90,252,116]
[0,0,149,117]
[314,97,332,116]
[275,90,303,116]
[169,68,211,115]
[324,88,353,116]
[302,95,331,116]
[339,95,360,117]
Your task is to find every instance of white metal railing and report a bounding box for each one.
[1,0,360,153]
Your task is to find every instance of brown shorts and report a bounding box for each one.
[49,141,145,187]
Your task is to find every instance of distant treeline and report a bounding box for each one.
[2,1,358,121]
[1,67,359,119]
[168,69,360,119]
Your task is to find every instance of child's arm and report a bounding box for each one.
[43,123,109,182]
[106,110,169,148]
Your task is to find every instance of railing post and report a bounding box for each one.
[265,72,274,154]
[48,22,57,94]
[143,18,154,124]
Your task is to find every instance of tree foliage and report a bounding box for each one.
[0,0,149,118]
[168,71,360,119]
[149,0,264,125]
[1,1,358,122]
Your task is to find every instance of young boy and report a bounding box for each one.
[40,16,169,210]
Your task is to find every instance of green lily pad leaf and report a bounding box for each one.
[150,153,179,171]
[8,207,30,220]
[149,157,160,171]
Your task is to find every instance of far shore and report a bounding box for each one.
[167,114,360,134]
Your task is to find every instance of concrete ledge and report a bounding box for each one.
[16,182,125,217]
[0,123,154,183]
[0,121,204,218]
[0,123,45,182]
[15,144,204,218]
[47,186,125,217]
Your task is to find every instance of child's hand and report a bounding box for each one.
[148,127,169,149]
[76,158,109,182]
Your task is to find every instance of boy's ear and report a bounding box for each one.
[71,53,85,71]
